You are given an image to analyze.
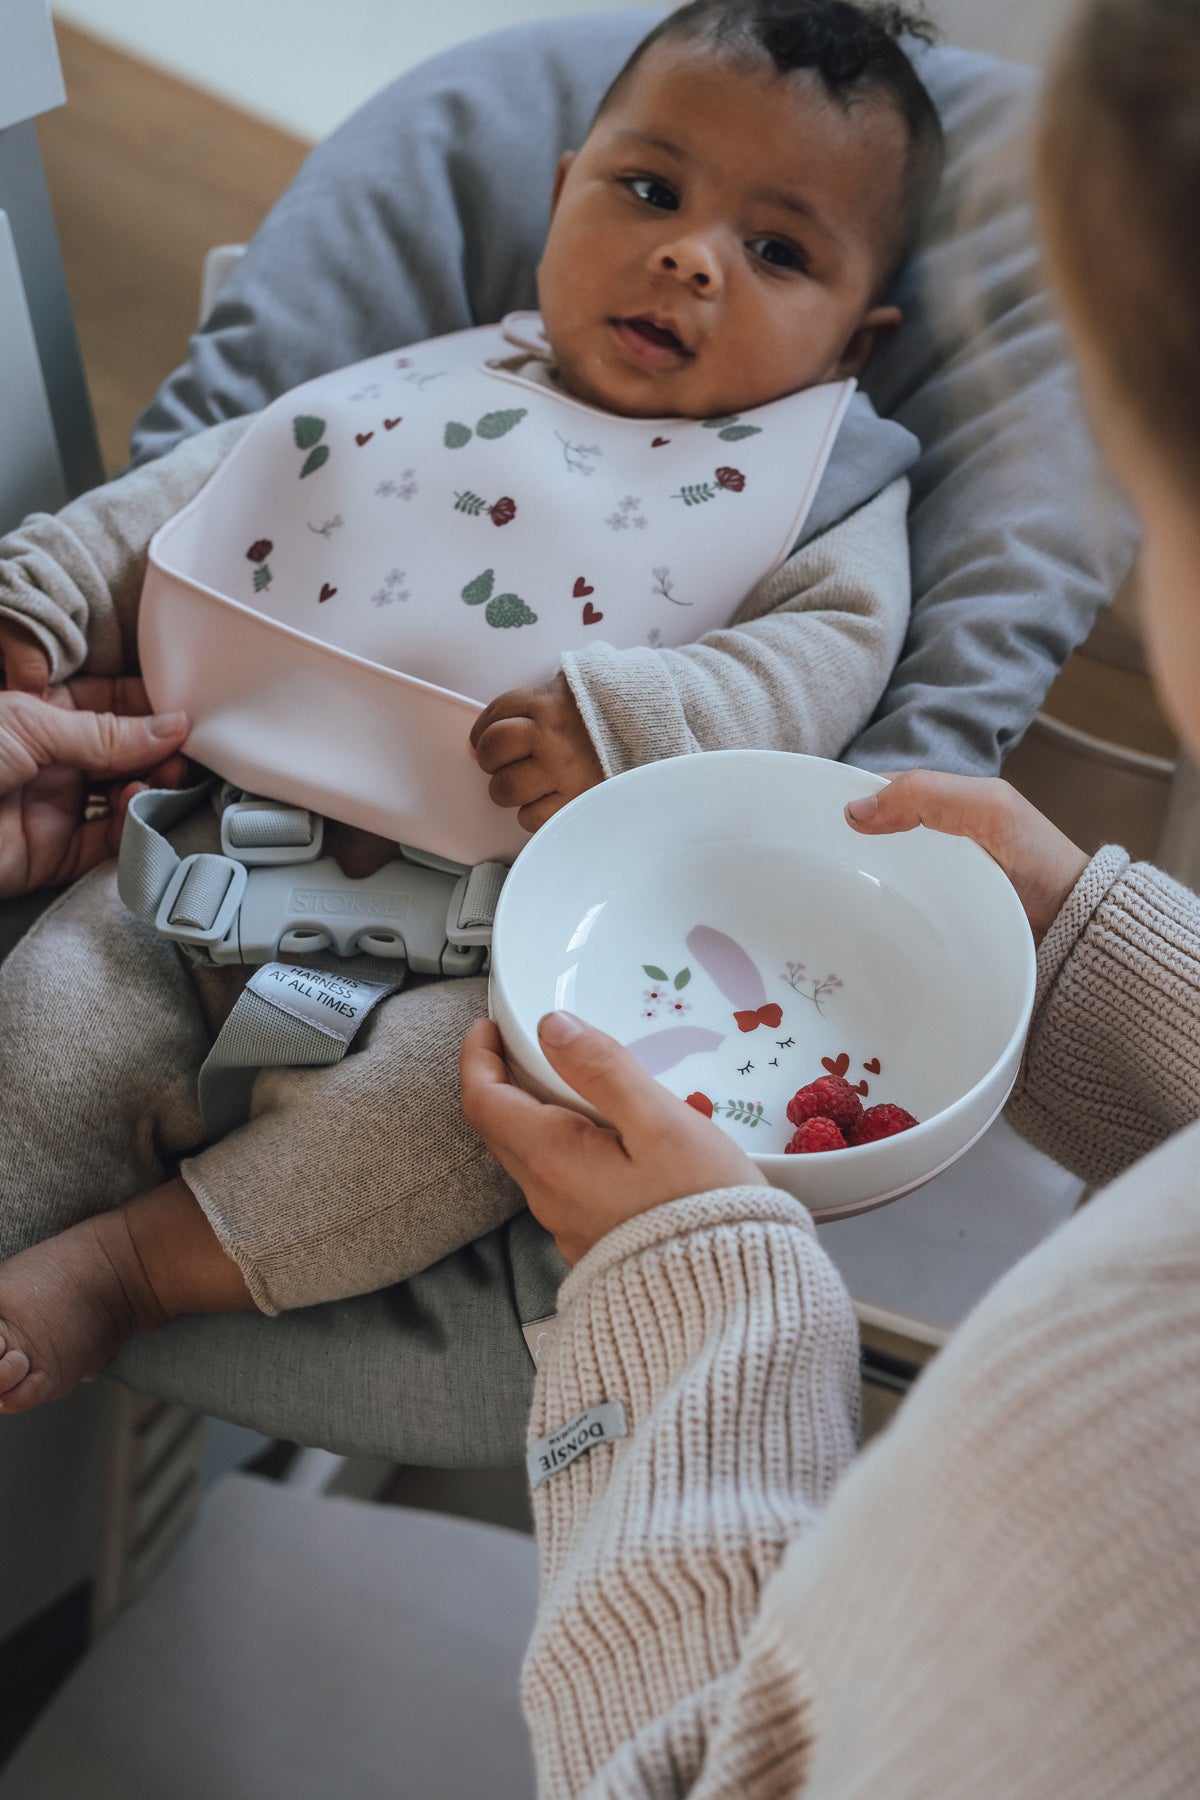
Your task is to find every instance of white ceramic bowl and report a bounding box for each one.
[489,750,1036,1219]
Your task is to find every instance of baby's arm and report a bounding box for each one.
[470,478,910,829]
[0,417,253,688]
[565,475,910,775]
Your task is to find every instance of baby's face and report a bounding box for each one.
[537,41,907,419]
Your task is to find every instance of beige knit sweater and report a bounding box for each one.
[523,848,1200,1797]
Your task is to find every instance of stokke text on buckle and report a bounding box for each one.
[117,783,508,1141]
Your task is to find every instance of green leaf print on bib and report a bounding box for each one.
[300,445,331,479]
[444,422,473,449]
[462,569,496,606]
[702,414,761,442]
[475,408,527,440]
[293,415,326,450]
[485,592,537,629]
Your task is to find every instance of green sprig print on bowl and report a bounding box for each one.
[714,1099,771,1127]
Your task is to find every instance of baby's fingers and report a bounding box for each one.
[469,685,538,752]
[473,715,537,775]
[0,626,51,695]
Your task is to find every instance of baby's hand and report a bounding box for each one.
[470,670,604,833]
[0,620,51,695]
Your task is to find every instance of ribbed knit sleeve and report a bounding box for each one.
[0,417,252,682]
[1006,845,1200,1183]
[523,1138,1200,1800]
[522,1188,861,1799]
[559,479,910,777]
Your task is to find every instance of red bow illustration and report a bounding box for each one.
[733,1003,784,1033]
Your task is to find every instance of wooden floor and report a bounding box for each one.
[37,22,308,475]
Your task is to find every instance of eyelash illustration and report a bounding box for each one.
[738,1060,754,1076]
[777,1037,795,1049]
[769,1057,779,1067]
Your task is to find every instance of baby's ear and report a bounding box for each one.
[549,151,576,216]
[835,304,902,377]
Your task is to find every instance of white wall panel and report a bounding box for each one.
[51,0,1073,145]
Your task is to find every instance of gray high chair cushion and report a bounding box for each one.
[130,11,1135,774]
[101,13,1135,1464]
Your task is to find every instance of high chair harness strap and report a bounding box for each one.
[117,785,507,1138]
[196,962,402,1141]
[118,785,503,973]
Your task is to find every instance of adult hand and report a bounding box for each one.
[461,1011,765,1265]
[0,679,189,898]
[469,670,604,834]
[845,771,1089,946]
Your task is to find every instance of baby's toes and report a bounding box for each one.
[0,1341,32,1400]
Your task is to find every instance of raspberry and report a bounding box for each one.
[786,1076,864,1135]
[785,1117,847,1155]
[850,1103,919,1144]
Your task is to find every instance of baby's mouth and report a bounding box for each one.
[612,315,693,366]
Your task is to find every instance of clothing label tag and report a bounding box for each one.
[521,1315,557,1368]
[527,1401,628,1489]
[245,963,398,1047]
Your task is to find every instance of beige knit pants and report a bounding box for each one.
[0,864,523,1314]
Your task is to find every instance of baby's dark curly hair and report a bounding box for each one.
[598,0,944,285]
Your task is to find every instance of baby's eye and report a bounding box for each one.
[748,236,806,272]
[626,176,679,211]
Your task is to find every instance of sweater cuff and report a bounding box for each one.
[561,642,694,776]
[1009,846,1200,1182]
[554,1184,818,1317]
[1029,844,1131,1026]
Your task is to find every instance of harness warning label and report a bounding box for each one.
[246,963,398,1047]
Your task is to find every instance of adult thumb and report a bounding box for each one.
[537,1011,677,1141]
[31,704,189,776]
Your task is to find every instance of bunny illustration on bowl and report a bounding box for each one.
[623,925,883,1155]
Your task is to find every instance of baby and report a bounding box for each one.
[0,0,941,1410]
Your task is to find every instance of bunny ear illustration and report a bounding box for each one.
[626,1026,726,1077]
[685,925,768,1008]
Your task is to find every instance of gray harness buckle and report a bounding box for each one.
[219,795,324,866]
[122,785,505,978]
[155,853,248,950]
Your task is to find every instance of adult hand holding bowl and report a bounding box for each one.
[487,751,1037,1220]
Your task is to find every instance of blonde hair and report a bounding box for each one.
[1038,0,1200,488]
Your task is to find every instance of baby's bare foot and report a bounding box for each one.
[0,1212,165,1414]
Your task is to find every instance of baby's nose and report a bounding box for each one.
[655,237,720,289]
